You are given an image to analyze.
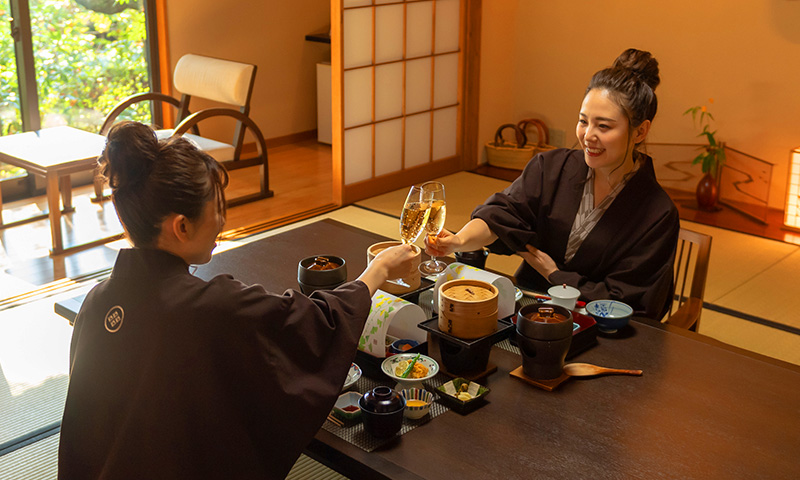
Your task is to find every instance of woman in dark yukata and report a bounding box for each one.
[58,121,417,479]
[427,48,680,320]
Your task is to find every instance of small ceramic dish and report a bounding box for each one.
[381,353,439,389]
[332,391,363,421]
[436,377,490,414]
[400,388,435,419]
[389,339,419,354]
[341,363,362,392]
[585,299,633,334]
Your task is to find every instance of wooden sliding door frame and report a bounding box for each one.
[331,0,481,206]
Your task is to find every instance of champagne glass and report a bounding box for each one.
[399,185,431,245]
[390,185,431,287]
[418,182,447,275]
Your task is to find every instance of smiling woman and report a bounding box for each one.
[424,48,681,320]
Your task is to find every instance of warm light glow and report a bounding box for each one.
[785,148,800,231]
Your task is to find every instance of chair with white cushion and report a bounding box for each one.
[98,53,273,206]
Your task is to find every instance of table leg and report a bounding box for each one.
[59,174,75,212]
[0,178,4,227]
[46,171,64,255]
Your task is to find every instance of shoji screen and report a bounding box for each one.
[333,0,465,204]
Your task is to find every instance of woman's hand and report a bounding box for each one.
[517,245,558,281]
[357,244,418,295]
[424,230,460,257]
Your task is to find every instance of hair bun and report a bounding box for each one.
[612,48,660,91]
[102,122,159,189]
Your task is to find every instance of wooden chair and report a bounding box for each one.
[97,53,273,206]
[665,227,712,331]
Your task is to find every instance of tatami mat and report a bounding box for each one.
[699,309,800,366]
[677,220,799,306]
[714,247,800,329]
[0,433,59,479]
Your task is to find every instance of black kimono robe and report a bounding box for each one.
[473,148,679,319]
[58,248,370,479]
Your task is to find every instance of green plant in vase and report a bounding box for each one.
[684,99,726,210]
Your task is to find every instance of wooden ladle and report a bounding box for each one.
[563,362,642,377]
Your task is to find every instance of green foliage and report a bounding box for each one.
[0,0,150,178]
[683,103,726,177]
[0,0,150,136]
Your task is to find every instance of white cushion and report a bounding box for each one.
[173,54,255,107]
[156,129,236,163]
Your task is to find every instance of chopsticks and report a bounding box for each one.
[327,413,344,427]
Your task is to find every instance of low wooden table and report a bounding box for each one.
[53,219,800,479]
[0,126,122,255]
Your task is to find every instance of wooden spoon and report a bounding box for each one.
[563,362,642,377]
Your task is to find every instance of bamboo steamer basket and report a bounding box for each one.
[438,279,499,339]
[367,241,421,294]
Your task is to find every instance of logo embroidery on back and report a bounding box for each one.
[104,306,124,333]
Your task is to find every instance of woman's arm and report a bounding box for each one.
[356,244,417,296]
[424,218,498,257]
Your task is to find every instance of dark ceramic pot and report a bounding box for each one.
[360,386,405,413]
[516,304,573,380]
[516,304,573,340]
[359,386,406,438]
[297,255,347,294]
[517,335,572,380]
[696,172,719,211]
[454,249,489,269]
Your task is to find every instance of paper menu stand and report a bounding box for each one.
[432,262,516,319]
[358,290,427,358]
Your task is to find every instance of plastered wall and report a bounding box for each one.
[163,0,331,142]
[479,0,800,209]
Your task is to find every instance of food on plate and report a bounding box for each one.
[456,382,472,401]
[406,399,427,407]
[307,256,341,271]
[394,359,429,379]
[525,306,569,324]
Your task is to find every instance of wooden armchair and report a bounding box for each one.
[97,53,273,207]
[665,227,712,331]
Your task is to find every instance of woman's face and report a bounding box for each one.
[576,88,636,173]
[185,198,225,265]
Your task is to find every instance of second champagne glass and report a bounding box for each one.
[418,182,446,275]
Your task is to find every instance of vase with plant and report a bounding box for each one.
[684,99,726,210]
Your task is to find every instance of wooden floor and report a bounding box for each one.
[0,139,334,288]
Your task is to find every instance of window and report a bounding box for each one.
[0,0,159,197]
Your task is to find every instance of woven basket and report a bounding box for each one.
[517,118,557,157]
[485,123,534,170]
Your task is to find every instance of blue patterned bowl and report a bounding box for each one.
[400,388,434,419]
[585,300,633,333]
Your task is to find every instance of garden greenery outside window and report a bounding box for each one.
[0,0,155,192]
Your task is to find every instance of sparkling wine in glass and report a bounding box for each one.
[418,182,447,275]
[399,185,431,245]
[390,185,430,288]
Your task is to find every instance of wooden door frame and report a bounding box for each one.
[331,0,482,206]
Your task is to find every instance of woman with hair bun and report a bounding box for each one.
[58,122,417,479]
[426,48,679,319]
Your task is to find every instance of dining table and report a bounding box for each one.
[54,218,800,479]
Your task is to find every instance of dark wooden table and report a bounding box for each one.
[55,219,800,479]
